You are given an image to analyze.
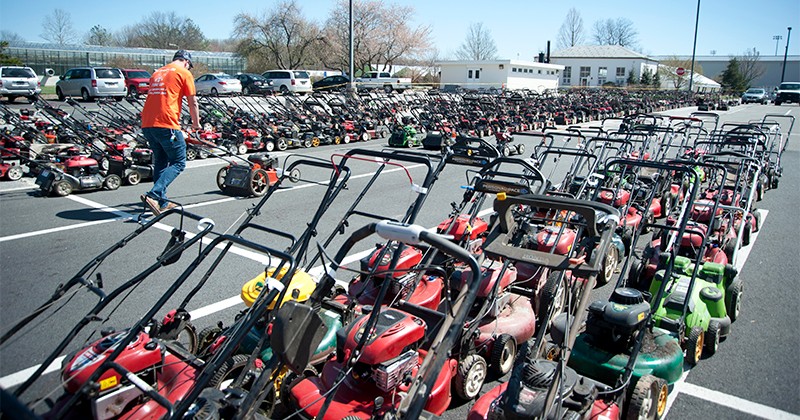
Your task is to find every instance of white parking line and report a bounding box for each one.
[0,217,125,243]
[675,381,800,419]
[663,210,773,419]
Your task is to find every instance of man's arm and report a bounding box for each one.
[187,95,201,131]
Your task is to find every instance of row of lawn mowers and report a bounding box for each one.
[0,108,793,420]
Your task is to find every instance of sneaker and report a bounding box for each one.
[160,202,179,213]
[141,194,161,216]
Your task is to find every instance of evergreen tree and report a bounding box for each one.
[640,68,652,86]
[652,71,662,89]
[719,58,747,93]
[626,68,637,86]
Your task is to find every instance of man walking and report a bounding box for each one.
[140,49,201,215]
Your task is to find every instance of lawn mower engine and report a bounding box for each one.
[437,214,489,253]
[581,288,651,353]
[484,360,599,420]
[47,329,196,420]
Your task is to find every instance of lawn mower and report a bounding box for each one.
[388,116,421,147]
[494,130,525,156]
[469,193,621,420]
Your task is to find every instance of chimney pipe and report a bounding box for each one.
[546,41,551,63]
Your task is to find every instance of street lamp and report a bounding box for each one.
[773,35,783,56]
[781,27,792,83]
[688,0,701,92]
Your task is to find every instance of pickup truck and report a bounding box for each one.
[354,71,412,93]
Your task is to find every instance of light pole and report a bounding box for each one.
[773,35,783,56]
[688,0,701,92]
[780,27,792,83]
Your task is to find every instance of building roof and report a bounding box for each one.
[436,59,564,70]
[7,41,240,58]
[551,45,656,61]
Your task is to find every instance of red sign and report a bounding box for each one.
[676,67,686,76]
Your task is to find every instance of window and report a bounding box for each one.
[579,66,590,78]
[379,72,391,78]
[598,67,607,85]
[474,69,480,79]
[616,67,625,77]
[512,68,517,72]
[562,66,571,85]
[468,69,473,79]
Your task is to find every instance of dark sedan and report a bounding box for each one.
[313,75,350,91]
[234,73,274,95]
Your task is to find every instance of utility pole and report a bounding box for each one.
[688,0,701,93]
[780,27,792,83]
[348,0,356,94]
[773,35,783,56]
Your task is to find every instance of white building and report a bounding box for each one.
[550,45,659,87]
[436,59,564,92]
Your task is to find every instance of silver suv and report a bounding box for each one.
[56,67,126,101]
[0,66,41,102]
[261,70,312,94]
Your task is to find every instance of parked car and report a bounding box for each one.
[56,67,126,101]
[195,73,242,96]
[313,75,350,92]
[122,69,152,97]
[354,71,412,93]
[741,88,768,104]
[261,70,312,94]
[234,73,273,95]
[0,66,41,102]
[774,82,800,106]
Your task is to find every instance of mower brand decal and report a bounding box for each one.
[637,312,646,322]
[478,181,529,196]
[99,376,118,391]
[70,348,104,372]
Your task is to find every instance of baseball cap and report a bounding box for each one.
[173,50,193,69]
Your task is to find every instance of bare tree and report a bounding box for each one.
[321,0,431,74]
[592,18,638,48]
[0,31,24,44]
[41,9,76,45]
[737,48,765,88]
[234,0,323,70]
[659,56,703,90]
[455,22,498,61]
[556,8,585,50]
[121,12,207,50]
[85,25,114,46]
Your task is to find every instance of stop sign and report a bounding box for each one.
[676,67,686,76]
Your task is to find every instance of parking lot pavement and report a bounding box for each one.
[0,104,798,418]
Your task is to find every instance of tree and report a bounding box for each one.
[85,25,114,46]
[320,0,432,75]
[0,31,24,44]
[40,9,76,45]
[121,12,207,50]
[719,58,747,93]
[640,68,653,86]
[737,48,765,88]
[626,67,637,86]
[592,18,638,47]
[659,56,703,90]
[652,71,661,88]
[556,8,585,50]
[0,41,23,66]
[234,1,323,70]
[455,22,498,61]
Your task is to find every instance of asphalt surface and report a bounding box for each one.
[0,101,797,419]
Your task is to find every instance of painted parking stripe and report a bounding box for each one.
[0,217,125,243]
[675,381,800,420]
[663,209,770,418]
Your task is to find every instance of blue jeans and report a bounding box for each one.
[143,127,186,207]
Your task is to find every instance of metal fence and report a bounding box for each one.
[6,43,246,76]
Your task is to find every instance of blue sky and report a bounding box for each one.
[2,0,798,59]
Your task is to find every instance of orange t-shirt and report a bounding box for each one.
[140,62,196,129]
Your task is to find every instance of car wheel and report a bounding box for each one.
[243,86,250,95]
[103,174,121,190]
[114,96,123,102]
[128,86,137,98]
[56,87,65,101]
[81,88,92,102]
[211,88,218,96]
[383,85,393,94]
[280,85,289,94]
[774,100,781,106]
[6,96,16,103]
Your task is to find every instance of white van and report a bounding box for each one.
[0,66,41,102]
[261,70,312,94]
[56,67,127,101]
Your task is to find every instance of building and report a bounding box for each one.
[653,55,800,91]
[5,42,246,76]
[435,59,564,92]
[550,45,659,87]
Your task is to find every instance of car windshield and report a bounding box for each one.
[293,71,310,79]
[247,74,266,81]
[96,68,122,79]
[1,68,35,78]
[216,74,234,79]
[745,89,764,94]
[126,71,150,79]
[779,83,800,90]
